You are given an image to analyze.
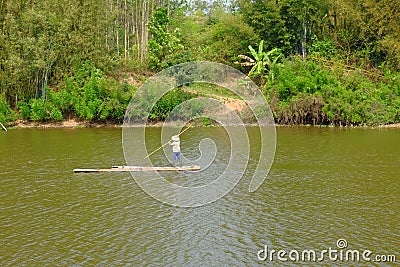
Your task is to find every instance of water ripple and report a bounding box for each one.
[0,128,399,266]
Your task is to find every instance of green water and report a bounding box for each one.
[0,127,399,266]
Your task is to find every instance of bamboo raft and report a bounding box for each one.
[73,165,201,173]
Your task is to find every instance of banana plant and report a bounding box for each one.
[236,40,283,84]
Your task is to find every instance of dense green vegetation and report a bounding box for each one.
[265,57,400,125]
[15,62,134,122]
[0,0,399,126]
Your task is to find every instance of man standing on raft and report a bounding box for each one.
[169,135,181,165]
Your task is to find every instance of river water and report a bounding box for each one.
[0,127,399,266]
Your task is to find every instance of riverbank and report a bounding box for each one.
[379,123,400,128]
[3,119,400,130]
[7,119,120,129]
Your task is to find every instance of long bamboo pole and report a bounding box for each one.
[143,124,192,159]
[0,122,7,131]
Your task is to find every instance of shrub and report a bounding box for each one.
[264,57,400,126]
[0,97,15,123]
[17,96,63,121]
[17,101,31,119]
[149,88,198,121]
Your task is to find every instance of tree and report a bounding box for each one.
[323,0,400,69]
[202,8,259,66]
[238,0,289,54]
[148,7,184,70]
[238,0,331,57]
[279,0,330,57]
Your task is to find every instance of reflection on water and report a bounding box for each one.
[0,127,399,266]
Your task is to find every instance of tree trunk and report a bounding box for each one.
[135,0,140,60]
[116,0,120,56]
[124,0,128,61]
[141,0,147,62]
[302,21,307,59]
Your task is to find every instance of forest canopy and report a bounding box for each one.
[0,0,399,126]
